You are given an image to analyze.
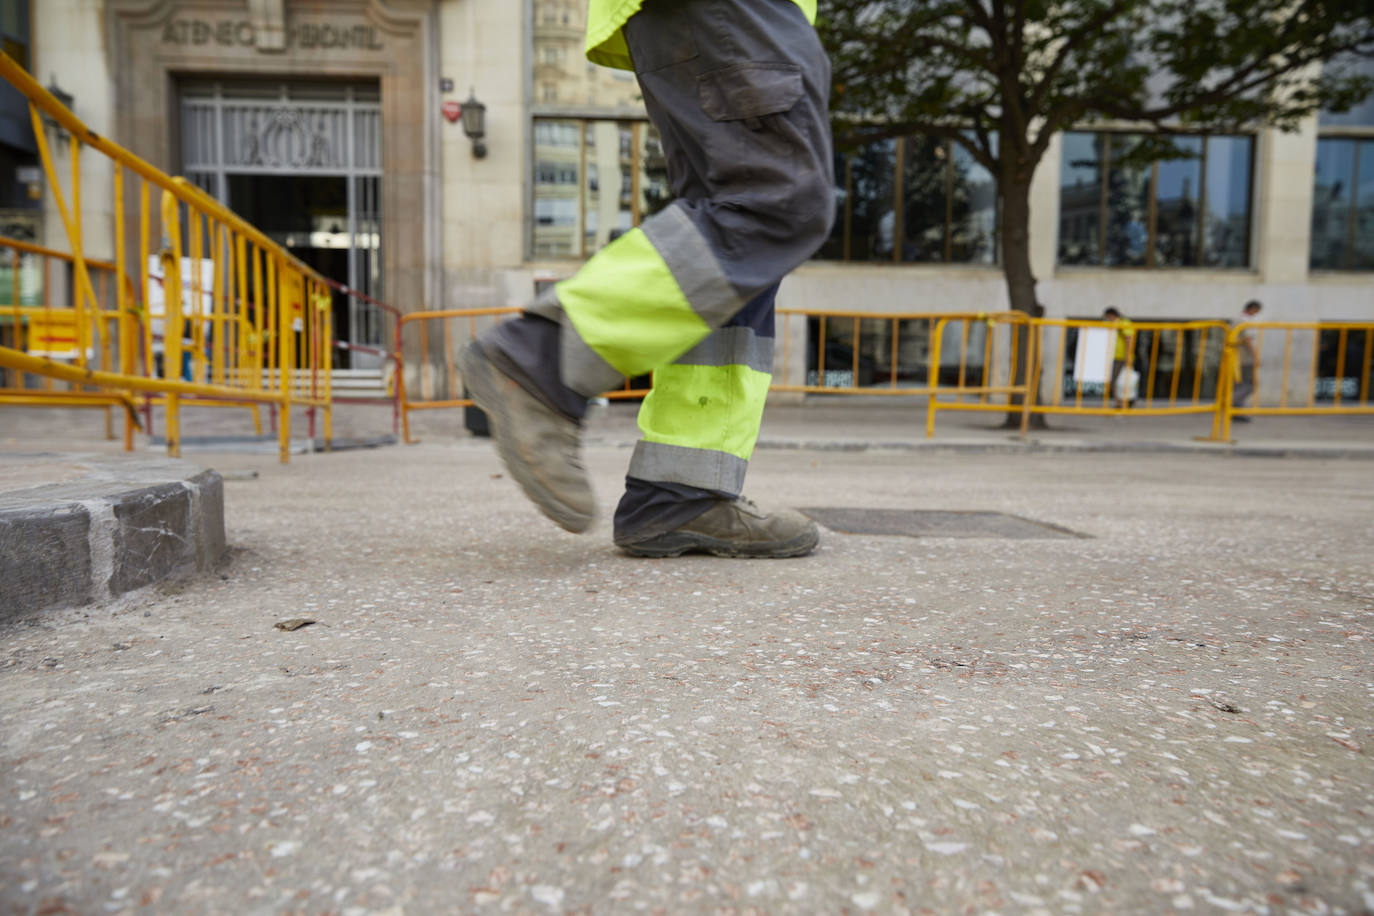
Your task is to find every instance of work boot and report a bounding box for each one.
[614,496,819,558]
[458,341,595,533]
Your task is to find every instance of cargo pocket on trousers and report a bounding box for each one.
[697,63,808,216]
[698,63,804,125]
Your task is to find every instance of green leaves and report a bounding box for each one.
[818,0,1374,160]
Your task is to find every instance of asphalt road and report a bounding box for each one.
[2,439,1371,914]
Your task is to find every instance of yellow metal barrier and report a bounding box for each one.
[0,52,331,462]
[393,306,1371,446]
[920,312,1037,434]
[772,308,1030,401]
[398,307,1035,440]
[1027,318,1230,419]
[1211,321,1374,441]
[396,307,653,444]
[0,236,138,441]
[398,307,518,444]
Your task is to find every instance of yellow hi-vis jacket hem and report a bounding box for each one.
[585,0,819,71]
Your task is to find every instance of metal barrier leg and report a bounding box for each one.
[1019,327,1040,439]
[1207,349,1234,442]
[278,400,290,464]
[251,404,262,437]
[166,394,181,458]
[398,372,418,444]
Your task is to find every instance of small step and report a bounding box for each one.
[224,368,392,399]
[0,453,227,620]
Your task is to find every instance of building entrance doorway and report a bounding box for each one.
[178,80,383,367]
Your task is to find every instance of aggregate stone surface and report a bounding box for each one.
[1,441,1371,915]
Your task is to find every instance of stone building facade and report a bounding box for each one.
[14,0,1374,392]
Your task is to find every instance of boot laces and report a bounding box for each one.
[731,495,765,517]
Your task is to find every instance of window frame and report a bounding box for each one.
[1056,129,1257,270]
[1310,132,1374,272]
[824,135,1002,266]
[530,115,664,261]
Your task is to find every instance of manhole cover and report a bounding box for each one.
[800,508,1087,540]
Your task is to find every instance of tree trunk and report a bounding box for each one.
[999,176,1048,430]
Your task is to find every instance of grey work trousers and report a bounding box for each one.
[484,0,834,538]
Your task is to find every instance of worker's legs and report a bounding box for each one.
[613,282,778,541]
[464,0,832,542]
[1232,362,1255,421]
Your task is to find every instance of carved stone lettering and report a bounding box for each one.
[159,19,384,51]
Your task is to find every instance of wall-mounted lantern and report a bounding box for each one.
[42,76,74,145]
[460,88,487,159]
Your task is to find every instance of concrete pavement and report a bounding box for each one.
[1,405,1372,914]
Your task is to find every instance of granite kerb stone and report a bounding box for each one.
[0,455,227,622]
[0,503,93,619]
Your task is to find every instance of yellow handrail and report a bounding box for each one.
[0,51,334,462]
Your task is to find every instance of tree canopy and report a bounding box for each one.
[821,0,1374,182]
[818,0,1373,423]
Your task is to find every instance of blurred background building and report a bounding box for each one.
[5,0,1371,386]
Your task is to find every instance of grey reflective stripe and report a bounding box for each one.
[675,326,773,372]
[524,284,562,322]
[641,203,744,327]
[525,290,627,398]
[559,313,625,397]
[628,440,748,495]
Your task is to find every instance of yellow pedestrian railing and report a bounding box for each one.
[0,52,332,462]
[769,308,1037,433]
[918,312,1037,434]
[1027,318,1231,419]
[396,307,1038,439]
[773,308,1030,394]
[393,307,1371,445]
[1211,321,1374,441]
[0,235,141,440]
[395,307,653,443]
[398,307,519,444]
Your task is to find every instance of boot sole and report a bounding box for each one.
[458,343,594,534]
[616,528,819,559]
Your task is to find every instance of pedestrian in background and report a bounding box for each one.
[459,0,832,558]
[1103,307,1136,409]
[1232,299,1263,422]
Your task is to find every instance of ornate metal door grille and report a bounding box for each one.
[179,81,384,347]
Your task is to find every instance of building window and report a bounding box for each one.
[1058,131,1254,268]
[1311,138,1374,271]
[531,117,671,259]
[816,136,999,264]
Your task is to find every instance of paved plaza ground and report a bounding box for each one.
[1,404,1372,914]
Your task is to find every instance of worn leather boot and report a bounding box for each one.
[458,341,595,533]
[615,496,819,558]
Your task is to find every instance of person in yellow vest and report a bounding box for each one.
[460,0,831,558]
[1103,307,1136,409]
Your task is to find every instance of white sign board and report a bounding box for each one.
[1073,327,1116,384]
[146,255,215,354]
[1072,327,1139,400]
